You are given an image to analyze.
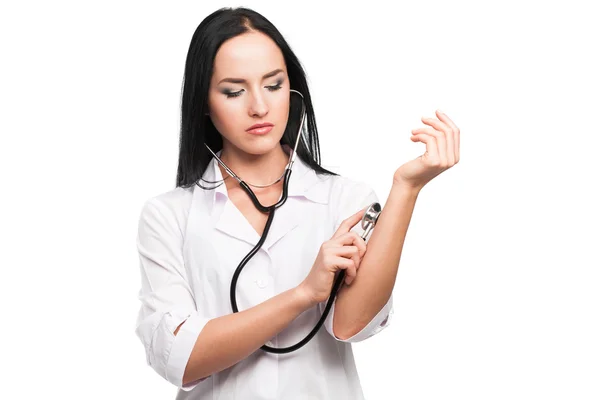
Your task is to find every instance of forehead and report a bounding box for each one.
[213,32,285,79]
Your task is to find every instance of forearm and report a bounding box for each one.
[179,287,311,385]
[333,182,420,339]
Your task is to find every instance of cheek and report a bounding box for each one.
[278,100,290,120]
[274,97,290,130]
[209,96,243,139]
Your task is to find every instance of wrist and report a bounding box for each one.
[294,283,317,310]
[391,179,422,197]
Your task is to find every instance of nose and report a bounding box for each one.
[248,90,269,118]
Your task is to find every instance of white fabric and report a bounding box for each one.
[134,147,394,399]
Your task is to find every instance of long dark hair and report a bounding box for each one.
[176,7,337,188]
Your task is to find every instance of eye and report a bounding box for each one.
[224,90,243,99]
[267,81,283,92]
[223,80,284,99]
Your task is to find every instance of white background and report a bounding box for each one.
[1,0,599,398]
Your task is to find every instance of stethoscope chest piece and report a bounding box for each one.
[360,202,381,240]
[201,89,384,354]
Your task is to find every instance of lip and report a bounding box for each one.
[247,122,274,131]
[246,122,274,135]
[247,125,273,135]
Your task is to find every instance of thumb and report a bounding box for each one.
[333,205,369,238]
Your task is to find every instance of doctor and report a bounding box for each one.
[135,6,460,400]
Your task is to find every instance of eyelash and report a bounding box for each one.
[224,81,283,98]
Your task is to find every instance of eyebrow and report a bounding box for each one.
[218,68,284,84]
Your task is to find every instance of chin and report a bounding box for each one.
[239,135,283,156]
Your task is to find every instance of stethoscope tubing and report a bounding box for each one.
[205,89,369,353]
[229,198,352,354]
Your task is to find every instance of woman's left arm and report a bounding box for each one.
[333,110,461,339]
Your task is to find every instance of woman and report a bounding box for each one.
[135,6,460,399]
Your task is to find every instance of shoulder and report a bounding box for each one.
[316,173,379,227]
[325,173,376,203]
[137,186,195,238]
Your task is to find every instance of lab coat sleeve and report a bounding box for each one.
[319,178,394,343]
[134,198,211,391]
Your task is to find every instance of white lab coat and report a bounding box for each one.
[135,147,394,399]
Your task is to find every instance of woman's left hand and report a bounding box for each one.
[393,110,460,191]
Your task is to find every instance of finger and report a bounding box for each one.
[415,118,448,166]
[335,245,359,258]
[333,205,369,238]
[420,115,452,136]
[335,256,357,284]
[435,110,460,163]
[435,110,455,165]
[346,264,357,285]
[412,127,446,164]
[410,132,440,165]
[333,232,367,257]
[455,128,460,163]
[419,116,451,165]
[436,110,460,133]
[334,256,355,271]
[335,246,361,271]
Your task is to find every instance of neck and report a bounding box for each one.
[219,143,290,186]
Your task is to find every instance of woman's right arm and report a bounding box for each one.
[136,196,315,390]
[136,193,359,389]
[178,286,312,385]
[178,207,370,385]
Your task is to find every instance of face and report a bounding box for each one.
[207,31,290,157]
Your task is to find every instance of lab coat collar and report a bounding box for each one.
[195,145,331,248]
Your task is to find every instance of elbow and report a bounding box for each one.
[163,339,211,390]
[331,304,365,340]
[136,310,211,391]
[333,319,362,341]
[182,369,209,388]
[181,355,212,388]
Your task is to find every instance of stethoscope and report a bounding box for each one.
[200,89,382,353]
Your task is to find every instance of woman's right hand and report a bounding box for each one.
[297,206,369,307]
